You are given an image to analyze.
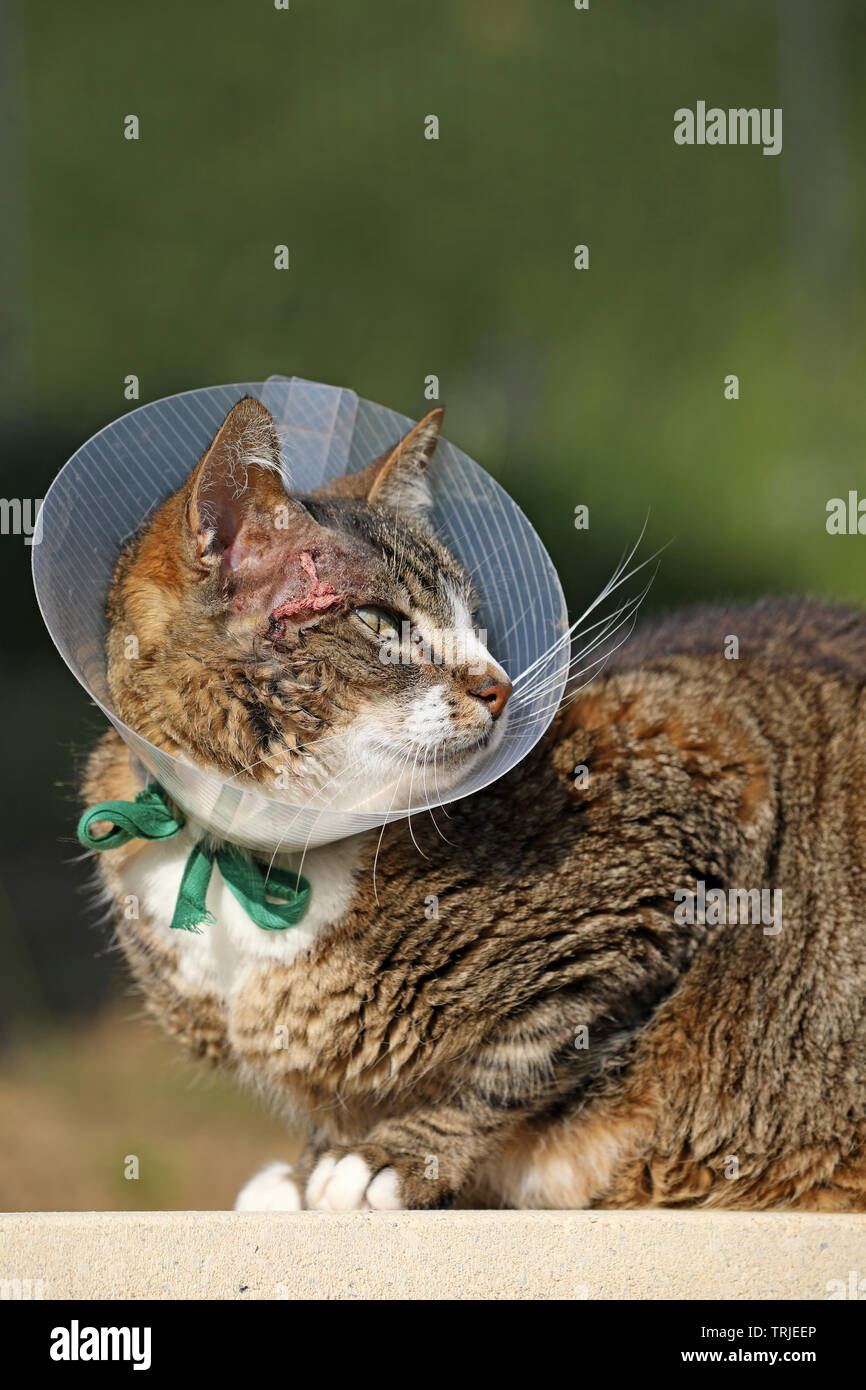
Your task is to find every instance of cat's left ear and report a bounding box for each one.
[366,408,443,520]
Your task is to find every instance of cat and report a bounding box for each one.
[82,395,866,1211]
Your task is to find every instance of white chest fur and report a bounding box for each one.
[116,828,365,998]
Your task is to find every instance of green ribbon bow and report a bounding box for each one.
[77,784,310,935]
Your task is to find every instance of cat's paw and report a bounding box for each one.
[305,1150,404,1212]
[234,1160,304,1212]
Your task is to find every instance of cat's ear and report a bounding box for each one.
[186,397,314,572]
[366,408,443,520]
[323,408,444,520]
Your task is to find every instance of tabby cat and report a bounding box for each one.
[82,396,866,1211]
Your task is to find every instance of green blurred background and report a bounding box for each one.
[1,0,864,1208]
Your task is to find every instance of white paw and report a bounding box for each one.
[306,1154,403,1211]
[234,1160,304,1212]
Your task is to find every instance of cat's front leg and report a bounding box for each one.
[304,1106,505,1211]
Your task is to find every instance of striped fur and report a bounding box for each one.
[82,399,866,1210]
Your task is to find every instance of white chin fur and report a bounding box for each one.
[318,721,501,815]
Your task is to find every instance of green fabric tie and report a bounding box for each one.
[77,784,310,935]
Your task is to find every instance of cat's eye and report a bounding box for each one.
[353,606,402,640]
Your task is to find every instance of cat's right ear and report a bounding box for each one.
[185,397,314,573]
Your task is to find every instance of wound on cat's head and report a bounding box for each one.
[105,396,512,811]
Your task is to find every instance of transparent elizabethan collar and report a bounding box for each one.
[32,377,569,854]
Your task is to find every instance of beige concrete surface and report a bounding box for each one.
[1,1210,864,1300]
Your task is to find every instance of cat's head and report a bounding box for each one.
[106,396,511,812]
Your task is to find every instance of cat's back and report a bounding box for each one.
[611,597,866,680]
[574,597,866,883]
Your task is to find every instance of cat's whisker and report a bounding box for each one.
[404,749,430,860]
[507,626,637,721]
[501,599,626,691]
[506,635,641,734]
[511,558,658,698]
[561,591,652,646]
[521,595,646,693]
[432,745,453,821]
[293,729,365,758]
[260,749,376,884]
[372,747,416,906]
[390,504,412,591]
[284,746,396,886]
[502,577,656,739]
[511,521,663,690]
[509,553,656,694]
[493,561,638,653]
[308,751,393,808]
[204,720,365,799]
[217,758,272,787]
[292,779,353,893]
[501,594,649,736]
[418,751,456,847]
[509,579,654,711]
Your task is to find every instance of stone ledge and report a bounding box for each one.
[1,1210,863,1301]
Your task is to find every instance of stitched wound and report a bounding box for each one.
[270,551,345,624]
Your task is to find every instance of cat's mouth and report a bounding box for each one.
[386,715,506,779]
[438,722,502,762]
[330,717,503,810]
[318,731,498,815]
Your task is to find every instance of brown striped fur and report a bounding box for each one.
[82,399,866,1210]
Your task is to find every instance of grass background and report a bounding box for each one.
[1,0,864,1208]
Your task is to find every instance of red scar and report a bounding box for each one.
[269,551,346,630]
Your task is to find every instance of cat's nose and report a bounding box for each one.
[470,679,512,720]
